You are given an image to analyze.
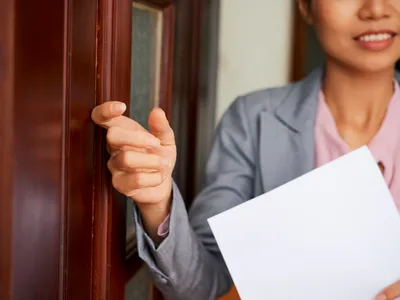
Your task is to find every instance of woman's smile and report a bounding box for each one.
[354,30,398,51]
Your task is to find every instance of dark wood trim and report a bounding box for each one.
[290,5,308,82]
[92,0,115,297]
[93,0,134,298]
[183,0,203,203]
[109,0,133,296]
[0,0,14,298]
[91,0,110,295]
[63,0,98,298]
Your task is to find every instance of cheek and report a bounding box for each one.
[313,22,352,63]
[312,1,357,51]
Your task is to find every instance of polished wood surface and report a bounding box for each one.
[63,0,98,298]
[10,0,65,298]
[1,0,102,298]
[93,0,132,298]
[0,0,15,298]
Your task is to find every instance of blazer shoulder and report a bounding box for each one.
[239,81,300,118]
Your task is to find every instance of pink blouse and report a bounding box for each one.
[315,82,400,212]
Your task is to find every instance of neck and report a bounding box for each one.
[322,62,395,129]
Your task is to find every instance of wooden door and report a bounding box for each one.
[0,0,204,299]
[0,0,97,298]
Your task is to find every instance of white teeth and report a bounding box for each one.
[359,33,392,42]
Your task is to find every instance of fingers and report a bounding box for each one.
[91,101,146,132]
[148,108,175,146]
[111,171,166,197]
[106,127,160,151]
[376,281,400,300]
[108,151,171,173]
[91,101,126,126]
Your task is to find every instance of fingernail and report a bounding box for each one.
[376,295,387,300]
[148,137,161,148]
[161,159,170,167]
[111,103,126,113]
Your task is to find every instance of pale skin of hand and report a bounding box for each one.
[91,101,176,243]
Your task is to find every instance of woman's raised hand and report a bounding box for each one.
[92,101,176,239]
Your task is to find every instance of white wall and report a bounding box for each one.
[215,0,294,122]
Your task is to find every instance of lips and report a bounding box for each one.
[354,30,398,51]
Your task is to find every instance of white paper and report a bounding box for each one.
[208,146,400,300]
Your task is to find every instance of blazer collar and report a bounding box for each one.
[275,67,323,133]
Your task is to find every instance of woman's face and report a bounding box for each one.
[300,0,400,73]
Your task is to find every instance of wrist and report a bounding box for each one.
[134,178,172,213]
[135,180,173,240]
[136,197,171,219]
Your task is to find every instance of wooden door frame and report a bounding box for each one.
[0,0,14,298]
[0,0,206,299]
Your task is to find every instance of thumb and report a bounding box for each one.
[148,108,175,146]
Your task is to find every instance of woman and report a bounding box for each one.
[92,0,400,299]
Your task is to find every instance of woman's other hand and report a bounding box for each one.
[376,281,400,300]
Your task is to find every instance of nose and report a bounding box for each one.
[359,0,391,20]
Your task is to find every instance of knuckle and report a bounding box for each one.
[119,151,132,169]
[133,173,145,188]
[154,156,163,168]
[111,176,122,192]
[106,127,117,144]
[126,189,138,200]
[111,175,132,196]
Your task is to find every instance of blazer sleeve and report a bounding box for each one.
[133,96,256,300]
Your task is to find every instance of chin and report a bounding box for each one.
[326,46,399,75]
[338,55,398,75]
[351,59,396,74]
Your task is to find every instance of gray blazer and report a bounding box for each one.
[134,67,400,300]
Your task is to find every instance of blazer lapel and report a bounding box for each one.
[259,67,400,193]
[259,68,323,193]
